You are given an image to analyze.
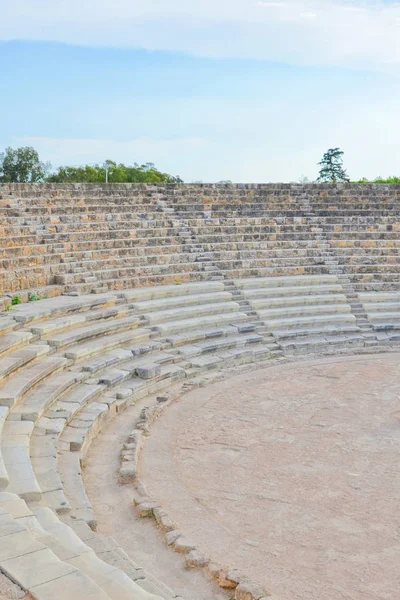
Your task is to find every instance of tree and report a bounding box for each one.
[0,146,50,183]
[47,160,183,184]
[355,175,400,184]
[317,148,349,183]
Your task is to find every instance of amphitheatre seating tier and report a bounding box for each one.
[1,183,400,295]
[0,183,400,597]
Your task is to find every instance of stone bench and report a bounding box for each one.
[0,331,34,357]
[0,357,68,408]
[44,316,142,349]
[0,407,9,490]
[264,312,357,331]
[244,283,343,299]
[150,311,249,335]
[2,420,41,501]
[235,275,338,289]
[258,303,351,321]
[249,293,347,310]
[12,371,83,422]
[0,493,162,600]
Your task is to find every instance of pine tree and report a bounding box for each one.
[317,148,349,183]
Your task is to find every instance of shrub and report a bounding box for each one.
[11,296,21,305]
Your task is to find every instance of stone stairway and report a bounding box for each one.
[315,229,379,345]
[223,279,283,357]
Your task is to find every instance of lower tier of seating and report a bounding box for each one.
[0,278,398,599]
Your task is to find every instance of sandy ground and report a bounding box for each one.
[84,397,230,600]
[141,353,400,600]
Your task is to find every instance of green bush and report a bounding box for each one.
[11,296,21,306]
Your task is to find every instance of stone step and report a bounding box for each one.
[32,507,156,600]
[27,306,134,338]
[0,331,34,358]
[249,293,347,310]
[150,311,249,335]
[2,420,41,501]
[171,333,263,358]
[258,303,352,321]
[63,328,153,361]
[0,506,109,600]
[11,370,83,422]
[235,274,339,289]
[44,316,142,350]
[131,291,232,313]
[0,407,9,490]
[143,301,240,325]
[0,344,50,382]
[0,357,68,409]
[265,313,357,332]
[279,333,365,354]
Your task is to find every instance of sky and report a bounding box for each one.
[0,0,399,182]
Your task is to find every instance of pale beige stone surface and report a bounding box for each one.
[141,353,400,600]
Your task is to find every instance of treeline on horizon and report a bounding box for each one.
[0,145,399,185]
[0,146,183,184]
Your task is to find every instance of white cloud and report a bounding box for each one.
[1,1,400,71]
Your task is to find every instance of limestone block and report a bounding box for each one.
[119,465,137,484]
[0,358,67,408]
[1,547,76,590]
[0,493,32,519]
[235,581,267,600]
[153,507,176,533]
[136,501,158,518]
[172,536,196,554]
[165,530,180,546]
[39,489,71,514]
[29,569,109,600]
[185,549,209,568]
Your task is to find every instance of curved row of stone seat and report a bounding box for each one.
[0,281,271,599]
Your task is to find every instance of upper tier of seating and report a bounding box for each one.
[1,183,399,298]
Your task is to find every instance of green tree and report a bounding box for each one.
[317,148,349,183]
[355,176,400,184]
[48,160,183,184]
[0,146,51,183]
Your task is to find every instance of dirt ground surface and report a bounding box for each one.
[141,353,400,600]
[84,394,230,600]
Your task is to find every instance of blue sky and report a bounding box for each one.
[0,0,399,182]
